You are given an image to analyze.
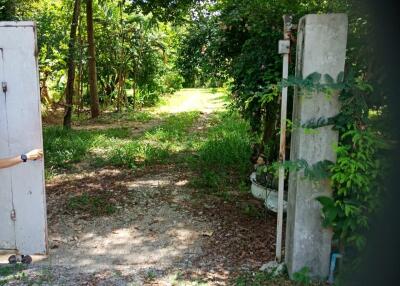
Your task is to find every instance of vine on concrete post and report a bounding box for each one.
[275,71,388,266]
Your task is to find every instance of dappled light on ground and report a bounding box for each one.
[1,89,275,285]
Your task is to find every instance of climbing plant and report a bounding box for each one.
[278,70,390,270]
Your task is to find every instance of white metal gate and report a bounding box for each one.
[0,22,47,255]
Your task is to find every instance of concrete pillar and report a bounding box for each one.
[285,14,348,279]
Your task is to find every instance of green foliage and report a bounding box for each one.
[0,0,16,20]
[280,72,347,96]
[129,0,196,23]
[0,0,37,21]
[175,0,356,166]
[318,126,386,251]
[145,269,157,281]
[176,12,229,88]
[292,267,311,285]
[235,271,276,286]
[255,164,278,189]
[161,70,185,94]
[276,67,388,270]
[20,0,187,116]
[190,111,253,191]
[0,264,27,278]
[270,158,333,183]
[197,125,251,173]
[234,268,324,286]
[0,263,54,286]
[43,126,131,170]
[94,5,180,108]
[44,111,201,174]
[73,110,153,124]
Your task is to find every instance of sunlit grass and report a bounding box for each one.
[43,111,201,175]
[152,88,228,114]
[71,110,154,125]
[188,111,254,192]
[95,111,201,168]
[43,88,247,186]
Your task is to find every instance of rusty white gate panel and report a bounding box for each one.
[0,22,47,255]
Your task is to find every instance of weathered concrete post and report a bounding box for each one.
[285,14,348,278]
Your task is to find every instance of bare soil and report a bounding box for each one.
[1,89,276,285]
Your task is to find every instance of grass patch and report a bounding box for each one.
[0,264,27,278]
[67,193,116,216]
[96,111,200,168]
[44,112,200,174]
[72,110,153,124]
[145,269,157,281]
[234,270,324,286]
[0,264,53,286]
[43,126,131,170]
[188,111,253,192]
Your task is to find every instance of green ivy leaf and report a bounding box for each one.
[305,72,321,83]
[324,73,334,84]
[316,196,335,208]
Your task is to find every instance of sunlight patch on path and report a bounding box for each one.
[4,88,242,285]
[155,88,227,114]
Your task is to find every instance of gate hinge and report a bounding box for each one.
[10,209,16,221]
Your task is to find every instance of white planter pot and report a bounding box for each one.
[250,172,287,213]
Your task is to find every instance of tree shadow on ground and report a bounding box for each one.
[41,163,279,284]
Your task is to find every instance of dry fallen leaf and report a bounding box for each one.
[202,230,214,237]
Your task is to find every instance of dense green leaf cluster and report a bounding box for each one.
[319,127,385,250]
[10,0,186,112]
[176,0,355,163]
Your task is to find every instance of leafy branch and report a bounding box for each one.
[271,159,333,181]
[278,71,347,93]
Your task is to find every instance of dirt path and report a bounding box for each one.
[1,89,276,286]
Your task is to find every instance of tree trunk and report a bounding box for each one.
[40,71,50,105]
[86,0,100,118]
[116,0,126,112]
[63,0,81,129]
[77,12,84,117]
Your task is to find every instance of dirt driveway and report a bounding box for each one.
[0,89,276,285]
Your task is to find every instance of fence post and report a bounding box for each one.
[284,14,348,279]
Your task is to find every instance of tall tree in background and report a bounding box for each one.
[86,0,100,118]
[63,0,81,129]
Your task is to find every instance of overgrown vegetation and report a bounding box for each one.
[44,92,253,194]
[173,0,389,276]
[191,111,253,190]
[1,0,185,126]
[43,110,200,174]
[1,0,391,283]
[270,70,389,274]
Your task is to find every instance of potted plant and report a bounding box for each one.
[250,158,287,213]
